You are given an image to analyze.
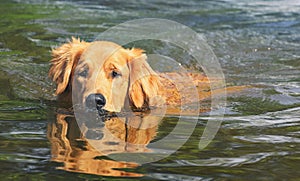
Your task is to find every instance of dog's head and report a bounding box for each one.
[49,37,163,112]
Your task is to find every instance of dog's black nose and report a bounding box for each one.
[86,94,106,110]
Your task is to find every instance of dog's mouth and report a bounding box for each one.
[73,103,110,117]
[83,105,109,116]
[73,105,116,124]
[96,108,109,116]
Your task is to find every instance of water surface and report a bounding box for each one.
[0,0,299,180]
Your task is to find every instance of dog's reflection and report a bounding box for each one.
[47,110,161,177]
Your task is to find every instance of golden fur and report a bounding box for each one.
[49,37,248,113]
[49,37,164,112]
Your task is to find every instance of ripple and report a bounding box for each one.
[235,135,300,143]
[220,107,300,128]
[0,131,46,140]
[173,152,289,167]
[149,173,209,181]
[275,83,300,97]
[0,152,48,164]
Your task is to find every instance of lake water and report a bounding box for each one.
[0,0,299,180]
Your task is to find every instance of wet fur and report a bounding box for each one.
[49,37,163,111]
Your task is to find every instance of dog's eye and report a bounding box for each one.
[111,70,121,78]
[78,68,88,78]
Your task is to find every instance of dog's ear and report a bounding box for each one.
[127,49,163,109]
[49,37,89,95]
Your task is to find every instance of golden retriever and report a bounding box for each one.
[49,37,166,112]
[49,37,247,114]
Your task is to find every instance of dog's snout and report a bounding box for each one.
[86,94,106,110]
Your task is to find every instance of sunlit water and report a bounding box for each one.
[0,0,299,180]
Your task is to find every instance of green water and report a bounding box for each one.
[0,0,299,180]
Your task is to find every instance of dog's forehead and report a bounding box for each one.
[81,41,125,63]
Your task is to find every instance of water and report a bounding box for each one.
[0,0,299,180]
